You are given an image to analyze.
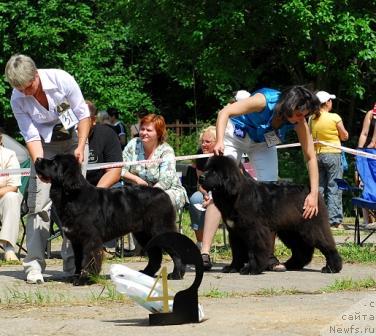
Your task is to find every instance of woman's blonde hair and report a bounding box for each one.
[199,125,216,143]
[5,54,37,88]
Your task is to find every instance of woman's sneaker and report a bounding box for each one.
[26,270,44,284]
[201,253,212,271]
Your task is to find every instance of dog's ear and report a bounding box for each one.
[62,166,85,191]
[55,155,85,191]
[219,156,243,196]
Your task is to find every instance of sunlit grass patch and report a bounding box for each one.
[322,277,376,292]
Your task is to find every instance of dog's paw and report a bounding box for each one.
[140,269,157,278]
[321,265,340,273]
[240,264,252,275]
[72,272,93,286]
[222,265,240,273]
[167,272,184,280]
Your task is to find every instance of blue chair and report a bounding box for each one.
[351,149,376,245]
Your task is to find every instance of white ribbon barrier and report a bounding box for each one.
[0,153,214,177]
[1,141,375,177]
[318,141,376,160]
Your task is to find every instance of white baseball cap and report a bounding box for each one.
[235,90,251,101]
[316,91,336,103]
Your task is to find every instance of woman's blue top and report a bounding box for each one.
[230,88,294,143]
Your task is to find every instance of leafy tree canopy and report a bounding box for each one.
[0,0,375,137]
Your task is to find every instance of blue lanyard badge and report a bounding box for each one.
[233,124,246,138]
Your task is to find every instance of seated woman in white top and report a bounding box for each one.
[0,131,22,261]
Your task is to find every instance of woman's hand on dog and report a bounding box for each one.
[302,192,319,219]
[213,141,224,155]
[202,194,213,208]
[135,176,149,186]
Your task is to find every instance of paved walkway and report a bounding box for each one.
[0,231,375,336]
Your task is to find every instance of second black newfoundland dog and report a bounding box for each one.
[35,154,184,285]
[200,156,342,274]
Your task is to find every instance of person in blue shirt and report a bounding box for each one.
[201,86,321,272]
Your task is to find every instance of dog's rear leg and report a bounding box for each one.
[284,244,314,270]
[278,231,314,271]
[316,240,342,273]
[168,252,185,280]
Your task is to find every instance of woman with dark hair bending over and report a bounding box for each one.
[201,86,321,271]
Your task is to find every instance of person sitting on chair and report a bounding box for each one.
[121,113,188,210]
[188,126,216,250]
[86,101,122,188]
[0,131,23,261]
[86,101,125,255]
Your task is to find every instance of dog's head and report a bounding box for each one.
[35,154,84,191]
[199,156,243,196]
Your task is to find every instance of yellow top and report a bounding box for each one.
[309,111,342,154]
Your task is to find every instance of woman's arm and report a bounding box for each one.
[26,140,44,163]
[153,146,176,190]
[358,111,372,148]
[74,117,90,163]
[122,171,148,186]
[367,119,376,148]
[295,119,319,219]
[214,93,266,155]
[121,138,148,185]
[336,121,349,141]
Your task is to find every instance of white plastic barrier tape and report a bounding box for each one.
[1,141,375,177]
[317,141,376,160]
[0,153,214,177]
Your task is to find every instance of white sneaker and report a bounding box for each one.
[26,270,45,284]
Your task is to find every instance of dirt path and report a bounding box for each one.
[0,259,375,336]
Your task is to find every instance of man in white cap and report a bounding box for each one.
[309,91,349,229]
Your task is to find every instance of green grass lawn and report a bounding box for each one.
[179,211,376,264]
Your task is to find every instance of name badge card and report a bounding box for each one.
[56,101,79,130]
[264,131,282,147]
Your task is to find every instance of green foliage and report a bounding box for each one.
[0,0,153,130]
[122,0,376,106]
[167,129,199,156]
[1,0,375,139]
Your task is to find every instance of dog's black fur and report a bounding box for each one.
[35,154,185,285]
[200,156,342,275]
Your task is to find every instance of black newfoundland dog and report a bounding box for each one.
[35,154,184,285]
[200,156,342,275]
